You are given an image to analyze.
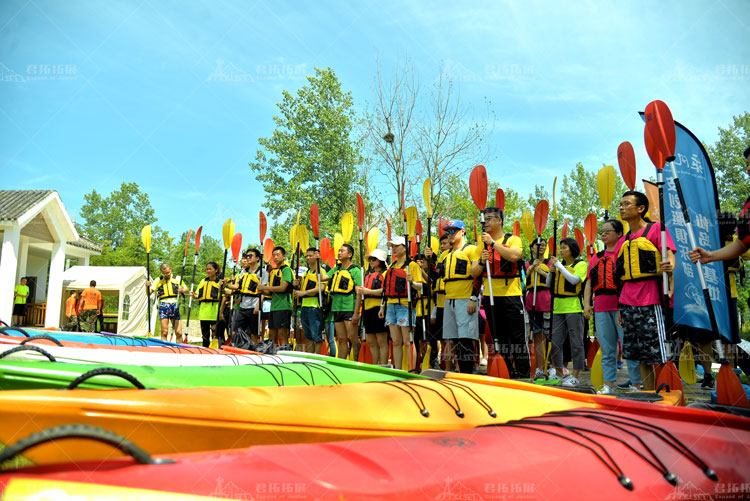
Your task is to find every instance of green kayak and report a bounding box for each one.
[0,358,423,391]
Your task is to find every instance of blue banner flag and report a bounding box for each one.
[641,113,732,341]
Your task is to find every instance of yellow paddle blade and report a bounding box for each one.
[289,224,298,251]
[421,345,432,372]
[209,337,218,349]
[341,213,354,242]
[521,211,535,243]
[543,241,550,258]
[140,225,152,253]
[679,342,697,385]
[597,165,616,211]
[552,177,558,220]
[423,178,433,218]
[402,345,410,371]
[297,225,309,253]
[405,206,418,237]
[590,348,603,389]
[334,232,344,256]
[296,209,301,227]
[222,218,233,250]
[431,236,439,255]
[367,227,380,254]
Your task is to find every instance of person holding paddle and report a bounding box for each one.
[357,248,389,365]
[426,234,452,369]
[294,247,325,354]
[471,206,529,379]
[322,244,362,360]
[257,247,293,347]
[147,262,189,343]
[525,238,550,380]
[226,249,263,348]
[190,262,222,347]
[616,191,676,391]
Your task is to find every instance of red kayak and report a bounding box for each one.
[1,399,748,500]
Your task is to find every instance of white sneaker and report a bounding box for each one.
[626,384,642,392]
[534,368,546,380]
[547,367,558,379]
[480,358,488,367]
[597,384,614,395]
[561,375,580,387]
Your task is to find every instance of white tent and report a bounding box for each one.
[60,266,151,336]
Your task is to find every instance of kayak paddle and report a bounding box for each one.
[185,226,202,337]
[597,165,615,219]
[617,141,637,190]
[141,225,152,338]
[174,228,192,343]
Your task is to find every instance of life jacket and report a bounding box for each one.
[269,264,292,294]
[435,253,447,296]
[363,270,383,290]
[589,251,618,296]
[616,222,661,282]
[329,263,356,295]
[443,243,473,282]
[383,261,409,298]
[483,234,523,282]
[300,269,320,293]
[524,259,550,290]
[238,269,261,296]
[155,277,180,300]
[553,258,585,297]
[196,279,220,302]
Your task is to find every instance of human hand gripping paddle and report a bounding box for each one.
[141,225,153,338]
[185,226,202,338]
[173,229,193,343]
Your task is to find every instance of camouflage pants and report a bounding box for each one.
[62,315,80,331]
[79,309,98,333]
[619,304,667,365]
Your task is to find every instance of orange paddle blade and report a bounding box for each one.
[644,100,676,162]
[617,141,637,190]
[355,193,365,231]
[496,189,505,211]
[487,353,510,379]
[310,205,319,240]
[561,219,569,240]
[263,238,274,263]
[437,217,445,237]
[194,226,203,254]
[410,237,418,257]
[586,338,600,368]
[534,200,549,236]
[415,219,423,241]
[358,341,374,364]
[643,180,660,221]
[584,213,597,245]
[716,364,750,408]
[512,221,520,237]
[183,229,193,257]
[259,212,267,243]
[231,233,243,262]
[655,361,684,406]
[320,237,330,258]
[574,228,585,253]
[469,165,488,211]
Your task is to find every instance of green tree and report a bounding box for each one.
[78,182,170,267]
[558,163,628,231]
[249,67,364,245]
[708,112,750,213]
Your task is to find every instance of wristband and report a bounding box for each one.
[470,296,478,302]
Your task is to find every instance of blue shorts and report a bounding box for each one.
[300,307,323,343]
[158,302,180,320]
[385,303,415,327]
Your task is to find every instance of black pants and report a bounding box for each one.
[483,295,530,378]
[414,314,439,366]
[455,338,476,374]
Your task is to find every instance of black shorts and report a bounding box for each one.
[333,310,353,323]
[363,307,387,334]
[13,304,26,316]
[233,308,259,336]
[268,310,291,329]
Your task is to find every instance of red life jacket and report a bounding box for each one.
[364,270,383,290]
[383,262,409,298]
[483,234,523,281]
[589,250,618,296]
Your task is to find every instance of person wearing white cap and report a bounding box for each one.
[357,248,389,365]
[380,235,424,370]
[439,219,480,373]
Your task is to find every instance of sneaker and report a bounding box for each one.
[480,358,488,367]
[561,375,580,387]
[597,384,614,395]
[617,380,632,389]
[701,374,715,390]
[534,368,546,380]
[548,367,558,379]
[626,384,642,392]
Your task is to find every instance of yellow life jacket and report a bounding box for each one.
[329,263,356,295]
[155,277,180,300]
[238,269,261,295]
[525,259,550,290]
[269,265,292,294]
[300,270,320,293]
[616,222,661,282]
[553,258,585,297]
[443,244,474,282]
[435,252,448,296]
[196,279,220,302]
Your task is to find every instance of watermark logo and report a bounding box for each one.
[210,477,256,500]
[666,481,713,500]
[0,63,78,82]
[208,59,308,83]
[434,477,484,500]
[0,63,24,82]
[208,59,256,82]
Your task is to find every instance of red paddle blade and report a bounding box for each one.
[574,228,585,252]
[617,141,637,190]
[410,237,418,257]
[438,217,445,237]
[496,189,505,211]
[355,193,365,231]
[645,100,676,159]
[717,364,750,407]
[415,219,423,240]
[194,226,203,253]
[326,249,335,268]
[473,213,478,243]
[548,238,556,256]
[584,213,597,245]
[561,219,569,240]
[263,238,274,263]
[586,338,600,368]
[183,229,193,257]
[655,361,685,406]
[487,353,510,379]
[469,165,488,211]
[310,205,319,240]
[231,233,243,262]
[320,237,330,257]
[534,200,549,235]
[644,125,666,171]
[259,212,267,243]
[512,220,520,237]
[386,218,392,242]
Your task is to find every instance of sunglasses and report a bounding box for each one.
[444,228,459,235]
[367,257,378,261]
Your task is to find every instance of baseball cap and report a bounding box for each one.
[388,235,406,247]
[369,248,387,263]
[443,220,466,231]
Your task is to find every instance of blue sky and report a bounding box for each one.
[1,0,749,244]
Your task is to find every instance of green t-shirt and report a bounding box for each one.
[327,263,362,313]
[14,284,29,305]
[198,301,220,321]
[270,265,294,312]
[553,260,588,314]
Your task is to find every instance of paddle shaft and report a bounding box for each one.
[186,252,198,332]
[481,215,499,354]
[316,237,323,309]
[546,218,558,371]
[146,252,152,337]
[358,230,365,338]
[404,216,413,335]
[258,247,264,339]
[216,249,229,324]
[172,251,189,342]
[656,170,670,310]
[292,242,301,338]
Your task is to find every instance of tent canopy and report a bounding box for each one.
[60,266,148,336]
